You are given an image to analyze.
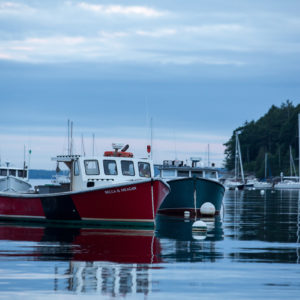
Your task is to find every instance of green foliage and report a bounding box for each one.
[224,100,300,178]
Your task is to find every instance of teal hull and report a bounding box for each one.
[158,177,225,217]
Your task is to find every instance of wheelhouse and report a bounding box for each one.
[0,164,29,180]
[53,150,154,191]
[159,159,219,181]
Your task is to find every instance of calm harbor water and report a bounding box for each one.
[0,189,300,299]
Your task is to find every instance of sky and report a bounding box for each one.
[0,0,300,169]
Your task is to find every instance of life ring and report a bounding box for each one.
[104,151,133,158]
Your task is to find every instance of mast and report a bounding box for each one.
[67,119,70,155]
[92,133,95,156]
[299,113,300,182]
[150,117,153,160]
[207,144,210,167]
[81,133,86,156]
[236,132,244,183]
[235,132,238,180]
[265,153,268,179]
[70,121,73,155]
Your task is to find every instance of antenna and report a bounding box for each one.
[150,117,153,160]
[70,121,73,155]
[67,119,70,155]
[299,113,300,182]
[92,133,95,156]
[81,133,86,156]
[207,144,210,167]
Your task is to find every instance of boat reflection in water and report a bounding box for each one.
[155,214,224,262]
[0,223,160,296]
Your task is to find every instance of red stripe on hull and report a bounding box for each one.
[0,195,45,218]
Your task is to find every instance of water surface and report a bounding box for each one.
[0,189,300,299]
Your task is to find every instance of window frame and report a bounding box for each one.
[84,159,100,176]
[121,160,135,176]
[103,159,118,176]
[138,162,151,178]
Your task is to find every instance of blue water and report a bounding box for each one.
[0,189,300,299]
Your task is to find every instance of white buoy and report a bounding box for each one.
[235,187,238,191]
[192,220,207,232]
[260,190,265,196]
[184,211,190,218]
[200,202,216,216]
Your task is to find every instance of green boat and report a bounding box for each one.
[157,159,225,217]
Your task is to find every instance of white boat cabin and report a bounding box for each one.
[52,144,154,191]
[0,162,29,180]
[159,158,220,181]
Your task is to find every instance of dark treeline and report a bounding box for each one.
[224,100,300,179]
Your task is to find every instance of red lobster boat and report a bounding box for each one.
[0,144,170,228]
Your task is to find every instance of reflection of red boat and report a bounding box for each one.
[0,144,170,228]
[0,224,162,264]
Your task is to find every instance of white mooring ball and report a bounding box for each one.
[260,190,265,196]
[200,202,216,216]
[192,220,207,232]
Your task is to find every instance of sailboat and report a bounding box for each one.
[225,132,245,190]
[253,153,273,189]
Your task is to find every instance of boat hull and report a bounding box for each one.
[158,177,225,217]
[0,179,169,228]
[0,176,32,192]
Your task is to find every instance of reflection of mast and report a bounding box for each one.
[297,190,300,263]
[68,262,151,296]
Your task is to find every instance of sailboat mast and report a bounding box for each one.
[235,132,238,180]
[236,132,245,183]
[265,153,268,179]
[290,145,292,176]
[298,113,300,182]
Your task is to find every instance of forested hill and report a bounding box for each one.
[224,101,300,179]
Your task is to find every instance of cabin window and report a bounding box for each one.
[121,160,135,176]
[177,170,189,177]
[206,171,217,179]
[84,160,100,175]
[9,169,16,176]
[162,170,176,177]
[103,160,118,175]
[191,171,203,178]
[17,170,26,178]
[0,169,7,176]
[74,160,80,176]
[138,162,151,178]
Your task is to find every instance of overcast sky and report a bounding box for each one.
[1,0,300,169]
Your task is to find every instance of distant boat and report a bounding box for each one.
[252,153,273,189]
[224,132,245,190]
[157,158,225,217]
[274,115,300,189]
[0,161,31,192]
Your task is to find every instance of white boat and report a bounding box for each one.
[274,114,300,190]
[253,180,273,189]
[274,179,300,189]
[0,162,32,192]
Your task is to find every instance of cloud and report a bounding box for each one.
[77,2,164,17]
[0,1,35,14]
[136,29,177,38]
